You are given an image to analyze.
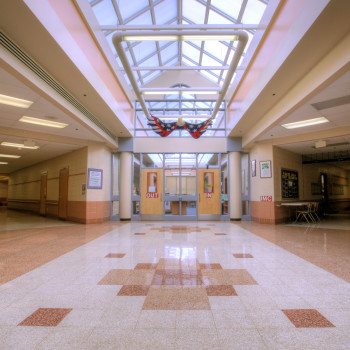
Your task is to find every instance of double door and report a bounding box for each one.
[141,163,220,220]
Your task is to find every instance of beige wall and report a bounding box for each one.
[0,181,8,199]
[87,144,112,201]
[273,146,303,201]
[249,143,274,201]
[8,147,87,202]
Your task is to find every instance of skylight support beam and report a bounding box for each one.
[198,0,211,67]
[113,30,248,121]
[130,65,235,71]
[177,0,182,65]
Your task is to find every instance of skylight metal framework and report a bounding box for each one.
[88,0,272,137]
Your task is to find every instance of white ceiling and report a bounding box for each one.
[258,70,350,155]
[0,67,103,174]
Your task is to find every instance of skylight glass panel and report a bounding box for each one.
[127,11,153,25]
[92,0,118,26]
[139,55,159,67]
[163,57,178,66]
[182,43,200,63]
[204,41,229,62]
[154,0,177,24]
[117,0,149,22]
[142,71,161,85]
[160,43,178,63]
[242,0,266,24]
[182,57,196,66]
[183,0,206,24]
[132,42,157,63]
[202,53,222,67]
[208,10,233,24]
[210,0,241,20]
[200,70,218,84]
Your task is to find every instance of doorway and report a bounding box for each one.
[40,172,47,216]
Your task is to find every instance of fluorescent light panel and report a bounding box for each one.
[143,90,219,95]
[0,162,8,165]
[282,117,329,129]
[1,142,39,149]
[123,35,238,42]
[0,154,21,158]
[19,116,68,128]
[0,93,33,108]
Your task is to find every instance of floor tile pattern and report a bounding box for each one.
[19,308,72,326]
[233,253,254,258]
[282,309,335,328]
[215,233,227,236]
[105,253,125,258]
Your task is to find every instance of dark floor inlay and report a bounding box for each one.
[105,253,126,258]
[18,308,72,327]
[233,253,254,258]
[282,309,335,328]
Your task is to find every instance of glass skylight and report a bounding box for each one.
[86,0,274,137]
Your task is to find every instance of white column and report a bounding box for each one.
[120,151,132,220]
[229,151,241,221]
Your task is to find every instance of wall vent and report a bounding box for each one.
[0,30,116,140]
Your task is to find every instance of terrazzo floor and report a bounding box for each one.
[1,210,350,349]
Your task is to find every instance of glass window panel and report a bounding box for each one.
[117,0,149,21]
[127,10,153,25]
[204,41,228,62]
[132,42,157,62]
[182,170,196,195]
[199,70,217,83]
[208,10,233,24]
[241,153,249,196]
[202,129,226,137]
[182,43,200,63]
[202,53,222,66]
[142,71,161,84]
[142,153,163,168]
[133,201,140,215]
[163,57,178,66]
[183,0,206,23]
[181,153,197,169]
[133,154,140,195]
[164,153,180,168]
[198,154,219,168]
[160,43,178,63]
[92,0,118,25]
[182,57,196,66]
[112,201,119,215]
[242,0,266,24]
[164,200,180,215]
[211,0,241,20]
[154,0,177,24]
[139,55,159,67]
[183,201,197,215]
[221,153,228,195]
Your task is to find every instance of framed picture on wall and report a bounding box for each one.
[251,160,256,177]
[260,160,272,178]
[87,168,103,189]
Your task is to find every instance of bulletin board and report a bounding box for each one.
[281,169,299,199]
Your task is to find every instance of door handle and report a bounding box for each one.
[198,193,200,202]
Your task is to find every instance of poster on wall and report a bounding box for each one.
[87,168,103,189]
[281,169,298,199]
[260,160,272,178]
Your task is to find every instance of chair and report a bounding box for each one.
[310,202,321,222]
[295,203,315,223]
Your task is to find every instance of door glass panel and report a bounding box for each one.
[165,169,180,195]
[182,169,196,195]
[221,153,228,215]
[112,153,120,196]
[133,201,140,215]
[241,153,249,197]
[164,153,180,168]
[112,201,119,215]
[183,201,197,215]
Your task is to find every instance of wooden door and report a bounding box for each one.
[58,167,69,220]
[198,168,220,215]
[141,169,163,215]
[39,172,47,216]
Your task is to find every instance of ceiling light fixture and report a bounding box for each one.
[123,35,238,42]
[19,116,68,128]
[281,117,329,129]
[0,154,21,158]
[142,90,219,95]
[1,142,39,149]
[0,93,34,108]
[0,162,9,165]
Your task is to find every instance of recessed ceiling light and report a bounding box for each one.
[0,162,8,165]
[1,142,39,149]
[281,117,329,129]
[0,93,33,108]
[19,116,68,128]
[0,154,21,158]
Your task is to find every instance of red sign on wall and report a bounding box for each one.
[146,192,159,198]
[260,196,272,201]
